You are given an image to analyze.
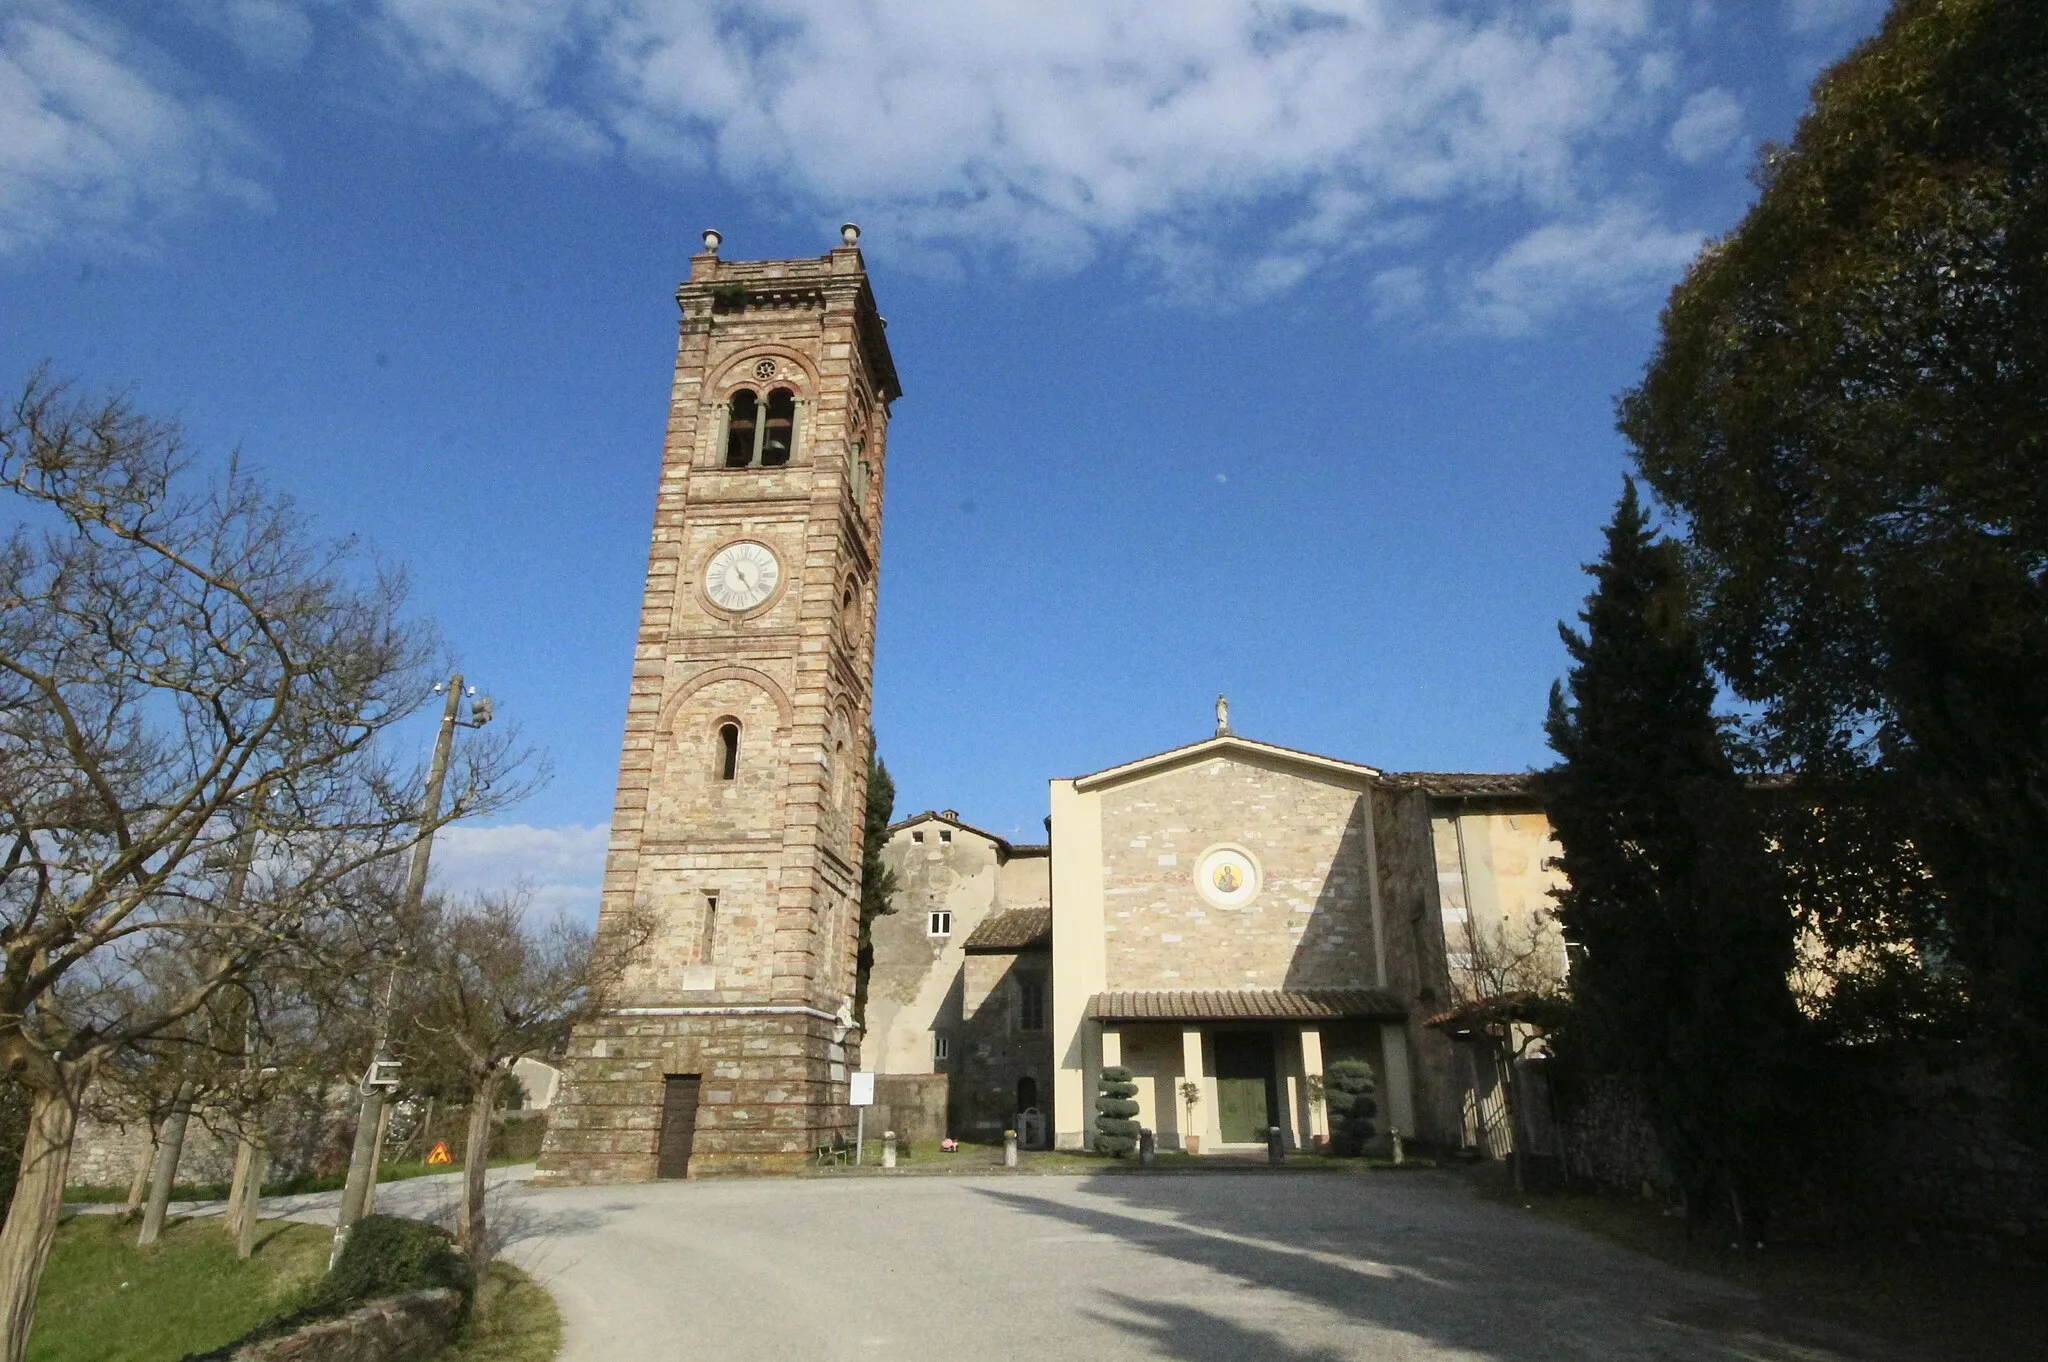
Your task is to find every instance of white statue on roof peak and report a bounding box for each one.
[1215,694,1230,737]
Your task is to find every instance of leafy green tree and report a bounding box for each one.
[1094,1066,1139,1157]
[1321,1059,1378,1156]
[1538,482,1803,1237]
[1619,0,2048,1089]
[852,739,898,1028]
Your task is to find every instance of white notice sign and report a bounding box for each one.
[849,1071,876,1107]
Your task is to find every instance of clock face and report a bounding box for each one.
[703,541,781,613]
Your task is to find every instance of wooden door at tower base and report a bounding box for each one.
[657,1075,701,1178]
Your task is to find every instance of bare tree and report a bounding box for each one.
[0,374,528,1361]
[1449,908,1568,1008]
[399,891,644,1283]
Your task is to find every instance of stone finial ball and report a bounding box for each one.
[841,222,861,246]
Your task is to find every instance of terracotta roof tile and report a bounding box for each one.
[1088,988,1407,1022]
[961,906,1052,953]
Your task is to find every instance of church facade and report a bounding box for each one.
[861,708,1565,1156]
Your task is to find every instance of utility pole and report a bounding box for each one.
[331,674,490,1267]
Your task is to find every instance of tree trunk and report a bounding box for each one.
[0,1078,85,1362]
[235,1144,266,1261]
[137,1080,196,1247]
[457,1071,501,1275]
[120,1122,157,1219]
[223,1137,253,1238]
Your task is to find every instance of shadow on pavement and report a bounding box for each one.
[975,1173,1894,1362]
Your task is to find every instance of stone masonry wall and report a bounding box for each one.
[540,1010,853,1179]
[1096,757,1380,993]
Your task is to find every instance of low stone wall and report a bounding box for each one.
[1553,1047,2047,1255]
[871,1074,948,1145]
[68,1088,352,1192]
[229,1288,463,1362]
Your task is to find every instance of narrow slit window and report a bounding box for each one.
[1018,978,1045,1032]
[932,1034,951,1064]
[717,722,740,780]
[725,390,758,467]
[700,893,719,962]
[762,388,796,466]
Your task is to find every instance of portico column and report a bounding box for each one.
[1101,1026,1122,1068]
[1300,1026,1327,1146]
[1380,1022,1417,1140]
[1180,1027,1209,1153]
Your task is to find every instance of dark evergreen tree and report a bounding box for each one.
[852,738,899,1028]
[1321,1059,1378,1157]
[1538,481,1803,1237]
[1094,1066,1139,1157]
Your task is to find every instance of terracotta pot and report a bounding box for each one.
[1184,1136,1201,1155]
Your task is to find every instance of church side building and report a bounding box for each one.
[862,812,1054,1144]
[540,228,899,1180]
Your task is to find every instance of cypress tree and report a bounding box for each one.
[1538,480,1802,1237]
[852,738,899,1028]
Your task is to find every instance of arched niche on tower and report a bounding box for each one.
[648,666,795,839]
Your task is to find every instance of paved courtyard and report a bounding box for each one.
[473,1169,1886,1362]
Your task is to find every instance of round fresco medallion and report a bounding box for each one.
[1195,845,1260,909]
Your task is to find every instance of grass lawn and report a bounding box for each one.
[450,1261,562,1362]
[30,1215,563,1362]
[1471,1165,2048,1362]
[29,1215,328,1362]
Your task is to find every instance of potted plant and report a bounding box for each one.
[1179,1080,1203,1155]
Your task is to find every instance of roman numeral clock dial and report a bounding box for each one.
[703,540,780,613]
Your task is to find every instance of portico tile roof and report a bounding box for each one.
[961,906,1052,953]
[1088,988,1408,1023]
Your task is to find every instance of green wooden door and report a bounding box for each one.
[1212,1032,1277,1144]
[1217,1078,1268,1143]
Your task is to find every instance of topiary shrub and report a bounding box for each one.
[1323,1059,1379,1156]
[1095,1065,1139,1157]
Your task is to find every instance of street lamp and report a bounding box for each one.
[332,675,493,1266]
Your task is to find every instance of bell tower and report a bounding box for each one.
[539,226,899,1178]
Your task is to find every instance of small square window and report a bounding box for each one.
[939,829,952,843]
[928,910,952,937]
[932,1034,951,1063]
[911,831,924,843]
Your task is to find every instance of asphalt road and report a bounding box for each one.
[473,1170,1887,1362]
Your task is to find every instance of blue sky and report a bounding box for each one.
[1,0,1890,920]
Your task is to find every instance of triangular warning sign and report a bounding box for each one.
[426,1141,452,1166]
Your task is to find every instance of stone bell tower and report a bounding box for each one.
[538,226,899,1179]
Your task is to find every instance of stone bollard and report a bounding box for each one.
[883,1130,897,1169]
[1267,1125,1285,1165]
[1003,1129,1018,1168]
[1390,1127,1405,1166]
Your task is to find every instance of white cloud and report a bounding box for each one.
[1466,202,1701,335]
[430,822,609,924]
[0,2,265,255]
[184,0,318,69]
[349,0,1698,303]
[1667,86,1743,165]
